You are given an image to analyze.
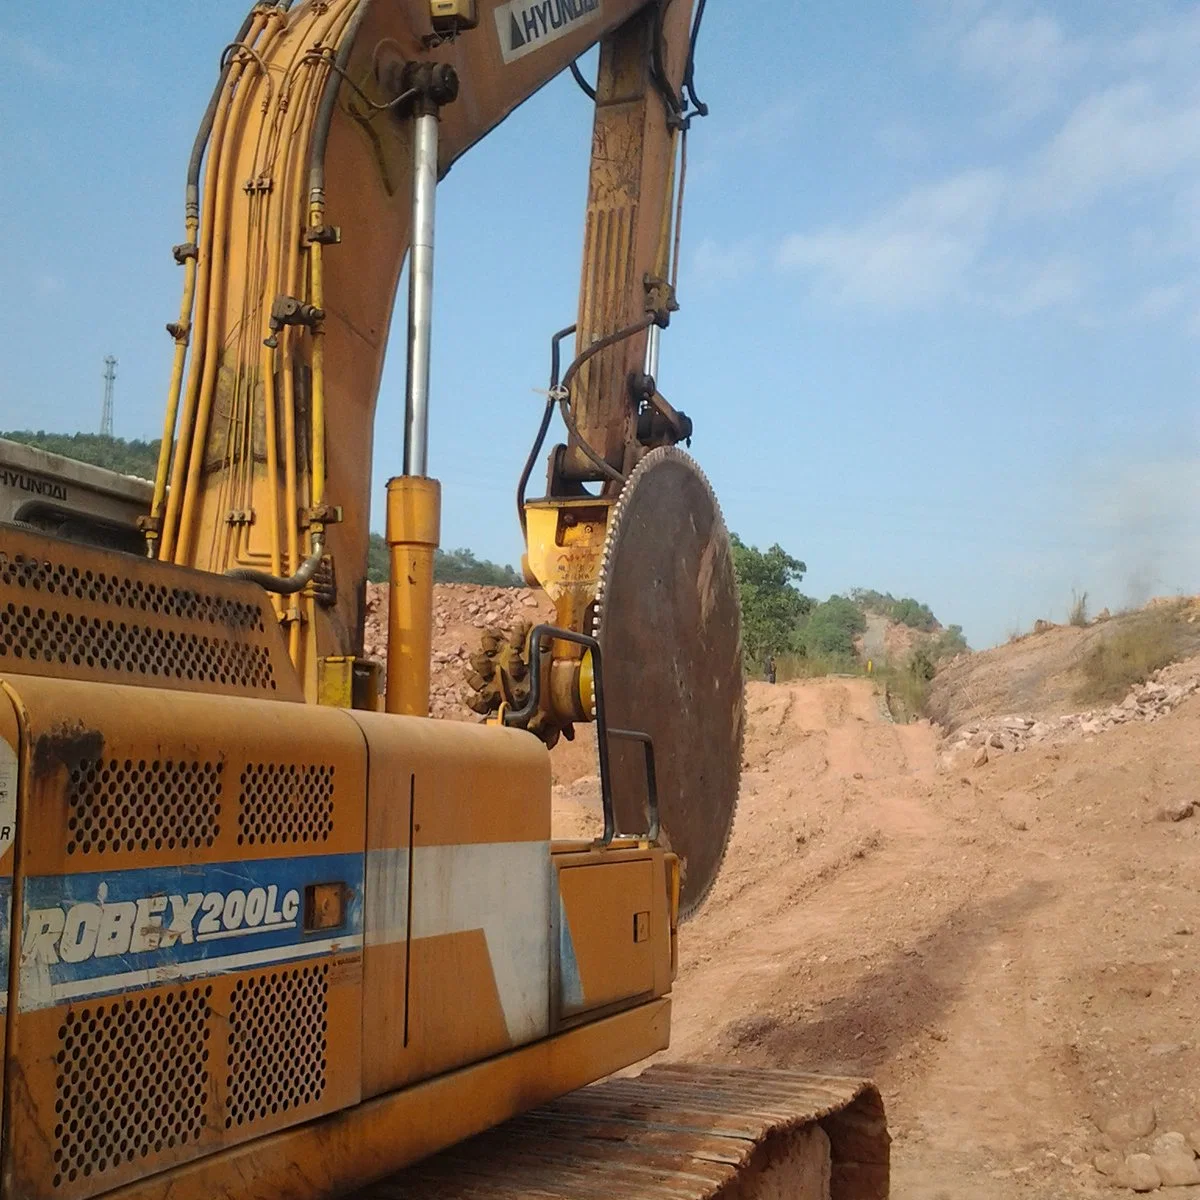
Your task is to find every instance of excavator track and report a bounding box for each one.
[348,1065,889,1200]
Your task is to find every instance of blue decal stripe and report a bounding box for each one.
[46,933,362,1008]
[18,854,363,1012]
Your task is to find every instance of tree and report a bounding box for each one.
[366,535,522,587]
[3,430,161,479]
[800,595,867,659]
[730,535,811,664]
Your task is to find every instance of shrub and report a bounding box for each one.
[1076,609,1182,703]
[1069,590,1089,627]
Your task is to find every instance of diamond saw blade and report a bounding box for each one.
[592,446,745,921]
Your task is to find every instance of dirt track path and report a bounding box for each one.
[639,678,1200,1198]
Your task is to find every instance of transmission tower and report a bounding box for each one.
[101,355,117,439]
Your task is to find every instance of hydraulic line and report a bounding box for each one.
[227,532,326,594]
[517,324,576,533]
[160,10,280,561]
[558,315,659,485]
[173,21,284,567]
[308,0,373,501]
[154,7,266,560]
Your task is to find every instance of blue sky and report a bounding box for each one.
[2,1,1199,648]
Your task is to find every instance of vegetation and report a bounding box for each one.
[2,430,160,480]
[1069,589,1089,627]
[366,534,522,587]
[1076,606,1184,704]
[730,535,811,664]
[850,588,937,632]
[798,595,866,660]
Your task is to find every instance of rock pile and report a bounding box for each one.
[944,663,1200,764]
[362,582,553,720]
[1090,1107,1200,1191]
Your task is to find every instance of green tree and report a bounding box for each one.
[3,430,161,479]
[366,535,523,587]
[800,595,867,659]
[730,535,811,664]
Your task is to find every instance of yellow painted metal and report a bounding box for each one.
[102,999,671,1200]
[385,476,441,717]
[568,2,695,479]
[318,656,356,708]
[522,499,610,643]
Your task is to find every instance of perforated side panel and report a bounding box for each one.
[0,556,264,630]
[238,764,335,846]
[225,966,329,1129]
[52,988,212,1190]
[66,758,223,857]
[1,604,277,690]
[0,529,302,701]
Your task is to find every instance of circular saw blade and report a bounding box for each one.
[593,446,744,920]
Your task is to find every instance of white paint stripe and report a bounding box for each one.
[33,934,362,1010]
[197,921,298,943]
[365,842,551,1045]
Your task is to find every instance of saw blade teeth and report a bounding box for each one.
[592,445,745,923]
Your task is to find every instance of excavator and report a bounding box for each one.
[0,2,890,1197]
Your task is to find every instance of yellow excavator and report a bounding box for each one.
[0,2,890,1197]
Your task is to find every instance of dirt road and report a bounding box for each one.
[585,677,1200,1197]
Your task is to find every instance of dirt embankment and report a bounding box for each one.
[927,600,1200,733]
[632,677,1200,1198]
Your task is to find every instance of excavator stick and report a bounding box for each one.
[349,1065,889,1200]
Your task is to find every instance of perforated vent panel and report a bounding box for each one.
[0,603,277,690]
[0,554,264,630]
[226,966,329,1128]
[66,758,223,856]
[238,763,335,845]
[0,530,302,701]
[52,988,212,1190]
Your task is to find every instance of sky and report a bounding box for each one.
[2,1,1199,649]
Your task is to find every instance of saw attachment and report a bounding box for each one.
[592,447,745,920]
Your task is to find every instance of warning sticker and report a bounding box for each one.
[0,739,15,861]
[495,0,602,65]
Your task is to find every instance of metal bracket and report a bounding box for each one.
[644,274,679,327]
[303,225,342,246]
[503,624,659,847]
[264,295,324,349]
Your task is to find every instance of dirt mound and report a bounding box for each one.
[363,581,598,785]
[928,598,1200,732]
[627,675,1200,1197]
[363,581,551,720]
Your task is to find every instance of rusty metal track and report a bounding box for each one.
[348,1065,889,1199]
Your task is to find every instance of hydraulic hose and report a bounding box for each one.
[149,5,259,557]
[517,324,576,534]
[227,532,326,595]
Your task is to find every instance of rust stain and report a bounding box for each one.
[32,721,104,778]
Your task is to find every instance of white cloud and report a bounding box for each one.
[691,238,757,286]
[0,31,66,80]
[956,12,1087,119]
[1024,81,1200,212]
[1130,283,1189,321]
[980,254,1087,316]
[778,170,1005,311]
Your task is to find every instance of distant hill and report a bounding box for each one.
[2,430,161,480]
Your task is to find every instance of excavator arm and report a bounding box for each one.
[145,0,700,710]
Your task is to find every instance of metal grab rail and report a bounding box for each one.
[502,624,659,847]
